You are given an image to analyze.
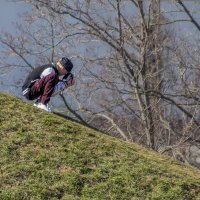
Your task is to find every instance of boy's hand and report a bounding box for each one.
[62,73,74,87]
[67,78,75,87]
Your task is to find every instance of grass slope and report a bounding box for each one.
[0,93,200,200]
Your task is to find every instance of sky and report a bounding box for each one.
[0,0,30,32]
[0,0,31,94]
[0,0,200,95]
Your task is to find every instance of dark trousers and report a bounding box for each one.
[25,73,58,105]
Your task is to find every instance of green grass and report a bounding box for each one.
[0,93,200,200]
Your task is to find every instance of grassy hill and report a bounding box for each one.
[0,93,200,200]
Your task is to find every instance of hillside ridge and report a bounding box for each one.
[0,93,200,200]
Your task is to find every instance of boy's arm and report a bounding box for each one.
[52,73,74,96]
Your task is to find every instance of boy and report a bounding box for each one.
[22,57,74,112]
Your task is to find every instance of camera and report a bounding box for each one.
[62,72,74,84]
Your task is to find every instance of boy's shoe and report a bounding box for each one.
[36,103,52,113]
[33,98,42,106]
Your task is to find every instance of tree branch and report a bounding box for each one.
[177,0,200,32]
